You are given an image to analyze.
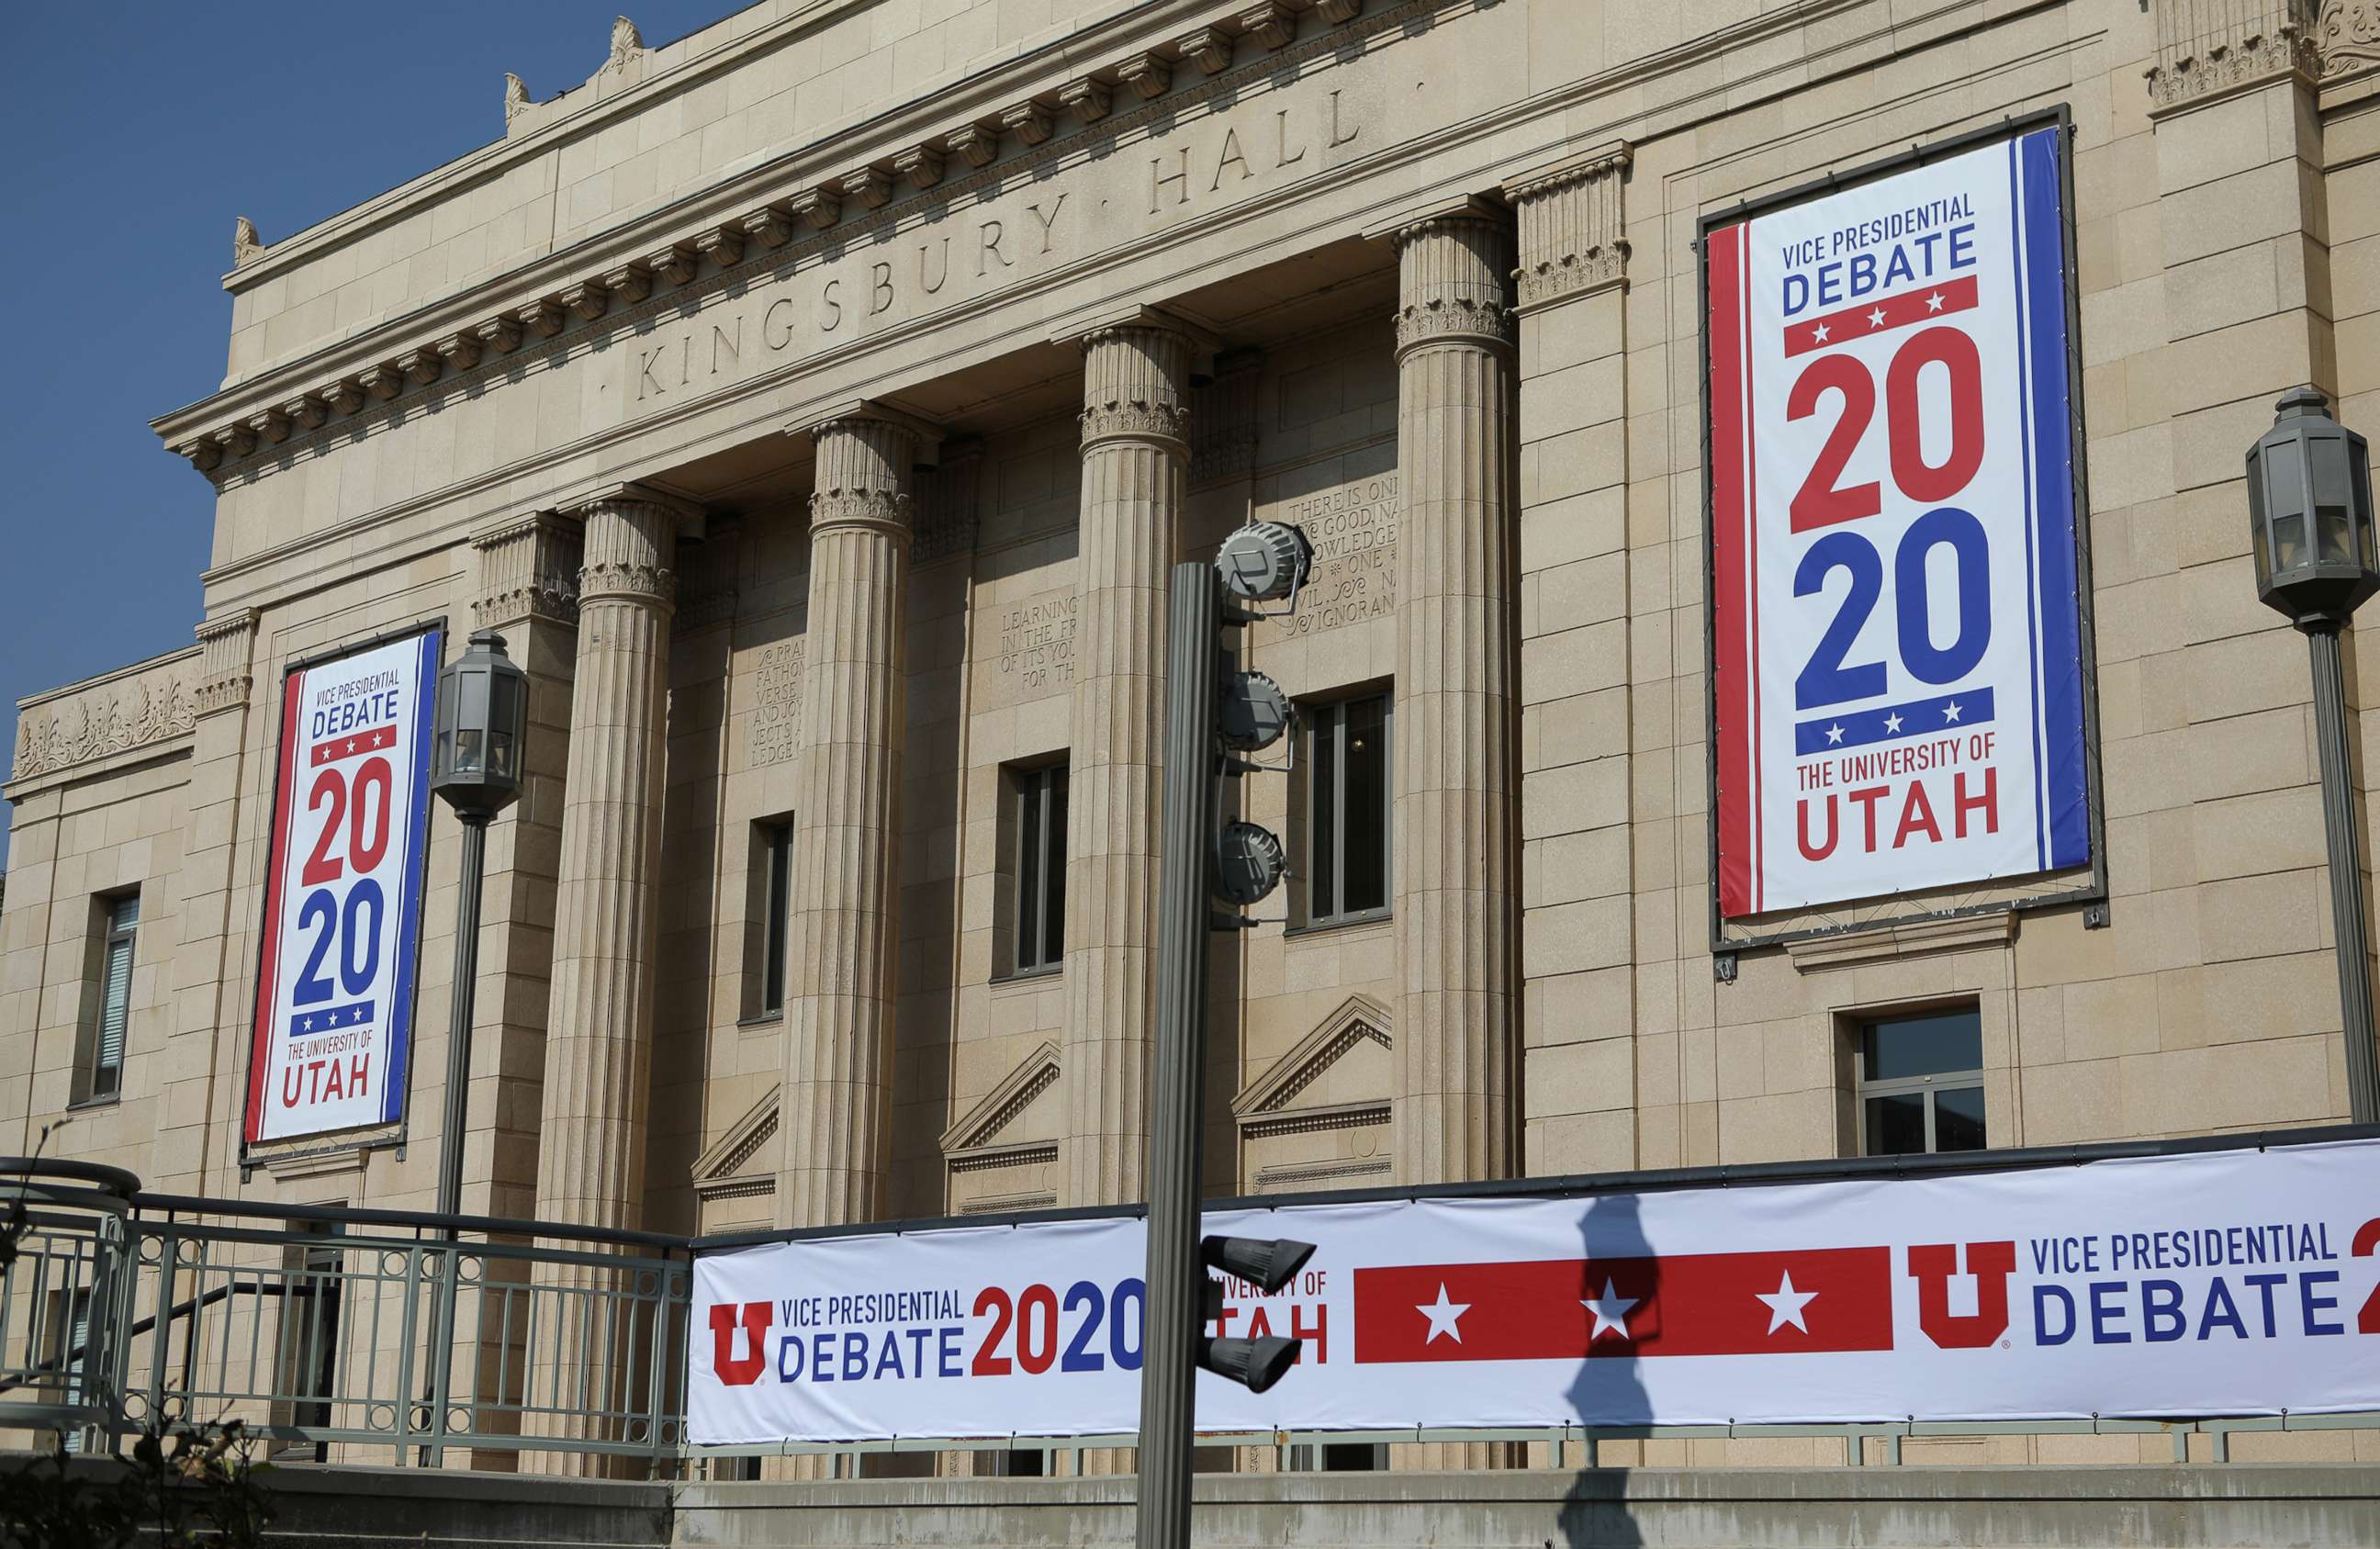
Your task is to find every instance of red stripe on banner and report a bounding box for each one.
[1706,221,1756,918]
[244,673,306,1144]
[1781,274,1979,357]
[1352,1247,1893,1363]
[310,724,397,767]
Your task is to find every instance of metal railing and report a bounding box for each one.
[7,1145,2380,1475]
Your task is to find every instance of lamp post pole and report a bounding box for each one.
[2245,386,2380,1125]
[434,815,490,1219]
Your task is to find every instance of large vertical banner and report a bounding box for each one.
[243,626,442,1145]
[1707,124,2089,919]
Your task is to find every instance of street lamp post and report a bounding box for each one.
[422,628,529,1462]
[2246,387,2380,1124]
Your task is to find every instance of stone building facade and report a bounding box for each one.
[7,0,2380,1468]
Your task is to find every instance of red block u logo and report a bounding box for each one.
[709,1301,771,1386]
[1907,1241,2015,1349]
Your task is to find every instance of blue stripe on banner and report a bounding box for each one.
[1794,689,1995,756]
[2017,127,2090,870]
[290,1001,376,1038]
[2007,137,2047,871]
[380,628,439,1124]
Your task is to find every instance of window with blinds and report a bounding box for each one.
[87,892,138,1101]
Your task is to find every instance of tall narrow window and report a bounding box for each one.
[760,822,791,1016]
[1306,693,1391,926]
[1856,1006,1985,1156]
[85,892,139,1102]
[1012,763,1069,974]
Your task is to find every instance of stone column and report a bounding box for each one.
[1390,201,1520,1188]
[525,486,680,1474]
[1062,311,1196,1207]
[1504,148,1639,1177]
[777,405,928,1228]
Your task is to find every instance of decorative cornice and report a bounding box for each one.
[194,609,261,716]
[11,649,201,786]
[156,0,1383,479]
[2147,0,2320,111]
[1507,142,1630,309]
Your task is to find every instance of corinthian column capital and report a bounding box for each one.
[1390,196,1517,355]
[564,484,698,610]
[1071,307,1211,451]
[1506,142,1631,309]
[789,401,938,539]
[194,608,261,717]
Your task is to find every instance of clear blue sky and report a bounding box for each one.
[0,2,739,866]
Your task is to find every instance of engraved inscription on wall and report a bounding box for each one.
[747,638,805,766]
[1268,474,1398,638]
[998,593,1077,698]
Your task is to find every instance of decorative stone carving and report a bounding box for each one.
[894,144,946,188]
[1508,143,1631,309]
[945,121,999,167]
[284,393,328,430]
[11,654,199,783]
[472,512,583,628]
[1061,78,1113,125]
[518,299,565,339]
[1315,0,1363,20]
[604,262,654,304]
[436,332,481,371]
[694,226,746,268]
[319,377,364,415]
[1177,26,1234,73]
[1240,2,1297,49]
[606,14,646,71]
[841,164,893,209]
[646,242,698,286]
[1394,205,1519,352]
[2147,0,2320,108]
[1230,993,1394,1133]
[360,365,405,400]
[741,205,793,248]
[232,216,263,266]
[1117,52,1173,98]
[213,423,256,459]
[2319,0,2380,73]
[790,186,841,230]
[398,348,443,387]
[1001,101,1053,146]
[561,280,610,320]
[504,72,533,126]
[177,440,220,473]
[194,609,260,717]
[477,315,524,354]
[248,409,291,445]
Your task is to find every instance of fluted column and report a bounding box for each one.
[1063,312,1196,1207]
[525,486,679,1474]
[1392,202,1520,1188]
[778,405,926,1227]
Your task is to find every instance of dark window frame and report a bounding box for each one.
[1303,691,1393,929]
[759,820,792,1016]
[1854,1005,1986,1156]
[1010,762,1069,976]
[79,892,140,1105]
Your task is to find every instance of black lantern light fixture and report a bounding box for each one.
[421,627,529,1465]
[2244,387,2380,1124]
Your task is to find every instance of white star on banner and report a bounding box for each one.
[1883,712,1903,734]
[301,1017,315,1033]
[346,738,359,753]
[1581,1278,1637,1342]
[1812,322,1831,343]
[1867,306,1887,328]
[1417,1283,1470,1344]
[1926,291,1947,311]
[1943,701,1963,723]
[1825,723,1845,745]
[1757,1271,1819,1334]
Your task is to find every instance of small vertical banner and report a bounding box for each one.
[243,626,442,1145]
[1707,125,2089,918]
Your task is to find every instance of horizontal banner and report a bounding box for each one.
[687,1139,2380,1444]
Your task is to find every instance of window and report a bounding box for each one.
[1856,1006,1985,1156]
[274,1233,344,1461]
[1305,693,1391,926]
[1285,1442,1386,1471]
[1011,763,1069,975]
[759,821,791,1016]
[82,892,139,1103]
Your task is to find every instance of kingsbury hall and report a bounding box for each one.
[6,2,2380,1546]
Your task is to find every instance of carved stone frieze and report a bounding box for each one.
[1508,143,1631,309]
[2321,0,2380,74]
[477,315,524,354]
[2147,0,2320,108]
[579,557,677,608]
[1001,101,1053,145]
[194,609,260,717]
[604,262,654,303]
[11,655,199,783]
[518,299,565,338]
[320,377,365,415]
[472,512,583,628]
[1061,78,1113,125]
[842,164,893,209]
[646,243,698,286]
[284,393,328,430]
[177,439,220,473]
[213,423,257,458]
[249,409,292,444]
[561,281,609,320]
[1241,2,1297,49]
[894,144,946,188]
[741,206,793,248]
[436,332,481,372]
[361,365,405,400]
[790,186,841,230]
[397,349,443,387]
[1178,26,1234,73]
[1118,52,1173,98]
[694,226,746,268]
[945,121,998,167]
